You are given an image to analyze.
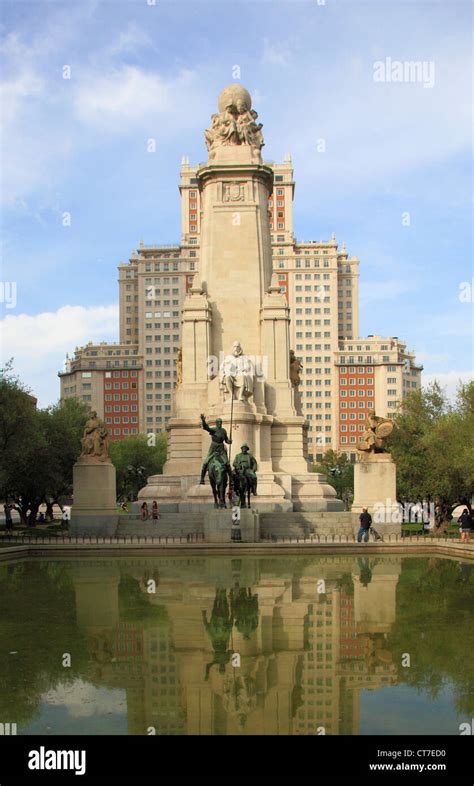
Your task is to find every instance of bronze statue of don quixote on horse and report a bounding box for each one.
[199,414,257,509]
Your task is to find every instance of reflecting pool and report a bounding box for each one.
[0,554,472,735]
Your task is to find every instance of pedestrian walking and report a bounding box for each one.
[357,508,372,543]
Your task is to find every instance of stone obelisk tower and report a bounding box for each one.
[139,85,341,512]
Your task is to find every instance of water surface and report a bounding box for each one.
[0,554,472,735]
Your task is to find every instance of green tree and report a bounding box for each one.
[313,449,354,508]
[0,359,38,459]
[39,397,89,517]
[388,380,474,508]
[388,557,474,715]
[109,433,167,501]
[0,362,45,524]
[0,363,88,524]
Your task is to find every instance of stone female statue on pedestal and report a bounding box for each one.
[79,411,110,463]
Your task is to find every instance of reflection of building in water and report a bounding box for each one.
[132,627,186,735]
[292,576,342,735]
[339,559,401,734]
[292,558,400,735]
[71,556,401,735]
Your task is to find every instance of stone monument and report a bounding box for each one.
[352,410,398,523]
[70,411,118,535]
[138,84,341,513]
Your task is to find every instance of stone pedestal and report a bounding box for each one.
[141,474,293,513]
[204,508,259,543]
[352,453,397,521]
[70,461,118,536]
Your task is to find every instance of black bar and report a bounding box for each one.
[0,734,472,786]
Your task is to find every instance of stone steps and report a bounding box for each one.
[260,512,355,522]
[261,526,355,535]
[118,511,358,540]
[260,511,356,539]
[120,513,205,524]
[118,512,205,537]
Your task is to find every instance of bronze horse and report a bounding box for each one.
[232,468,256,509]
[207,454,230,508]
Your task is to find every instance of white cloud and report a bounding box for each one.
[0,10,202,206]
[42,679,125,718]
[422,371,474,401]
[0,56,68,207]
[1,304,119,406]
[73,65,196,132]
[0,67,44,127]
[276,47,472,196]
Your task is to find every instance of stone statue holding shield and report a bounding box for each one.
[357,410,394,456]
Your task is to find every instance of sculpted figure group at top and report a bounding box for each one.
[205,85,264,153]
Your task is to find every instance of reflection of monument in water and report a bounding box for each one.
[72,557,401,735]
[139,85,341,513]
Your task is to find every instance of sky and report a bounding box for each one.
[1,0,472,407]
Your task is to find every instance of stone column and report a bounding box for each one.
[197,146,274,361]
[163,278,212,477]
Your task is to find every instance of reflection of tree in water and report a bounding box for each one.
[142,569,160,590]
[0,561,89,726]
[202,588,234,678]
[336,572,354,595]
[230,585,259,640]
[388,558,474,715]
[118,575,168,624]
